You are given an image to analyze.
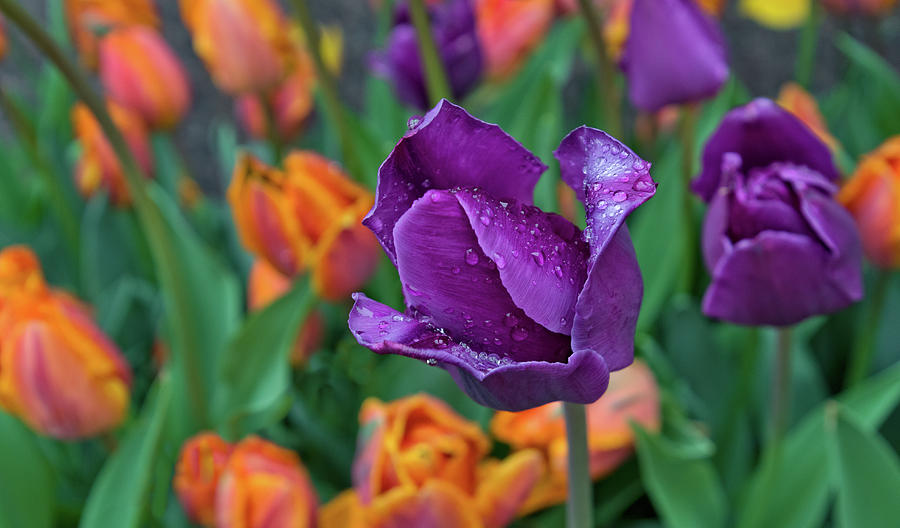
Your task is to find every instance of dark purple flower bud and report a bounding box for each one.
[349,100,656,411]
[694,98,863,326]
[370,0,483,110]
[621,0,729,112]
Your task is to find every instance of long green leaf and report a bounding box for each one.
[0,412,56,528]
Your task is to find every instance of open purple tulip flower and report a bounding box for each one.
[692,98,863,326]
[348,100,656,411]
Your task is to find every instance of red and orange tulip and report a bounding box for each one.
[99,26,192,130]
[0,14,7,61]
[0,246,132,439]
[235,52,315,142]
[65,0,159,68]
[228,152,380,301]
[174,432,234,526]
[71,101,154,206]
[839,137,900,268]
[475,0,555,79]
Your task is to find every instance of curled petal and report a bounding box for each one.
[475,449,544,528]
[367,482,483,528]
[366,100,546,264]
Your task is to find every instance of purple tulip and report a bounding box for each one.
[370,0,483,110]
[621,0,729,112]
[348,100,656,411]
[693,98,863,326]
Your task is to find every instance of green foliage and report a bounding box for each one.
[0,412,56,528]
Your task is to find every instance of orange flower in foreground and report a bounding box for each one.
[491,360,660,514]
[228,151,379,301]
[179,0,294,95]
[0,245,132,439]
[174,432,234,526]
[777,82,838,151]
[319,394,543,528]
[235,51,315,142]
[71,102,154,206]
[838,137,900,268]
[65,0,158,68]
[247,259,325,365]
[99,26,192,130]
[215,436,318,528]
[475,0,555,79]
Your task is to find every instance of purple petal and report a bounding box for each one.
[703,231,861,326]
[621,0,728,112]
[370,26,429,111]
[693,99,839,202]
[348,293,611,411]
[366,100,547,264]
[454,189,588,334]
[702,188,732,273]
[392,190,571,363]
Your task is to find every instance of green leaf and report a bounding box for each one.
[80,375,173,528]
[827,405,900,528]
[0,412,56,528]
[215,277,316,438]
[633,424,727,528]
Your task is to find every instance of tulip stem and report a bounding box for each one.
[408,0,453,106]
[845,270,892,388]
[289,0,365,181]
[678,104,699,295]
[578,0,622,138]
[0,0,210,426]
[769,327,792,444]
[794,2,821,88]
[563,402,593,528]
[261,95,284,161]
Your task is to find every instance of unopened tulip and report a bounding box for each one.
[0,246,132,439]
[474,0,555,79]
[71,102,154,206]
[215,436,318,528]
[777,83,837,151]
[228,151,379,301]
[174,432,233,526]
[839,137,900,268]
[179,0,293,95]
[65,0,159,67]
[99,26,191,130]
[235,53,315,142]
[0,15,7,61]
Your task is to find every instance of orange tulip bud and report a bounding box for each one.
[475,0,555,79]
[235,54,315,142]
[71,101,154,206]
[838,137,900,268]
[179,0,294,95]
[0,15,8,61]
[777,83,838,152]
[65,0,159,68]
[99,26,191,130]
[247,259,325,365]
[174,432,233,526]
[491,360,660,514]
[0,246,132,439]
[228,152,379,300]
[215,436,318,528]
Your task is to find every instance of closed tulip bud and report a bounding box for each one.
[215,436,318,528]
[99,26,191,130]
[174,432,233,526]
[0,246,132,439]
[235,53,315,142]
[71,101,154,207]
[228,152,379,301]
[777,83,838,152]
[474,0,555,79]
[839,137,900,268]
[65,0,159,68]
[0,15,7,61]
[179,0,294,95]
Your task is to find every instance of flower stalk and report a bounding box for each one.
[769,327,792,443]
[408,0,452,106]
[563,402,593,528]
[795,2,822,88]
[845,270,892,388]
[578,0,622,138]
[679,104,700,294]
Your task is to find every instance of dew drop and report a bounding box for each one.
[391,314,405,322]
[504,313,519,327]
[632,179,655,192]
[510,326,529,342]
[493,338,503,346]
[479,215,491,226]
[531,251,544,266]
[465,249,479,265]
[426,358,437,366]
[494,253,507,269]
[612,191,628,203]
[451,266,461,275]
[407,116,422,129]
[554,265,564,279]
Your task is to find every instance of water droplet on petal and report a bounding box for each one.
[632,179,655,192]
[479,215,491,226]
[504,313,519,327]
[554,265,564,279]
[407,116,422,129]
[494,253,507,269]
[511,326,528,341]
[451,266,461,274]
[465,249,479,265]
[426,358,437,366]
[531,252,544,266]
[612,191,627,203]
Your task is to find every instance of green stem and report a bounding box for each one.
[0,84,80,257]
[261,95,285,162]
[577,0,622,138]
[845,270,892,388]
[563,402,593,528]
[289,0,364,180]
[408,0,452,106]
[678,105,699,295]
[794,2,821,88]
[769,327,792,444]
[0,0,209,426]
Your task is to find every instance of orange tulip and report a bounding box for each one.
[71,101,154,206]
[838,137,900,268]
[0,14,7,61]
[174,432,234,526]
[228,152,380,301]
[99,26,192,130]
[319,394,543,528]
[247,259,325,365]
[179,0,294,95]
[0,246,132,439]
[215,436,318,528]
[475,0,555,79]
[65,0,159,68]
[491,360,660,514]
[235,53,315,142]
[777,82,838,151]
